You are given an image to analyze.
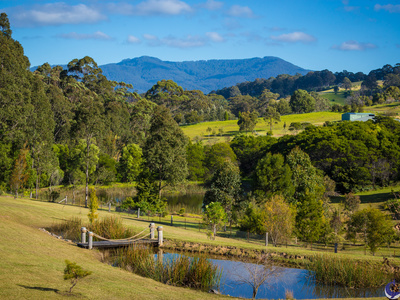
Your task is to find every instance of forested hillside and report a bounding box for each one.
[98,56,310,93]
[3,11,400,254]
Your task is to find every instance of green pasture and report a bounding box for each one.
[181,111,343,143]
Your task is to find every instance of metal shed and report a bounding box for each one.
[341,112,375,122]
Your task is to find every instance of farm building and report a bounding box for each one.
[341,112,375,122]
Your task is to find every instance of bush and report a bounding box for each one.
[64,260,92,293]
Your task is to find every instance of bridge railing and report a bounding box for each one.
[80,223,163,249]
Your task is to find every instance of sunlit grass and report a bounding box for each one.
[181,112,343,142]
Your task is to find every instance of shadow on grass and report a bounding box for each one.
[330,192,392,204]
[18,284,59,293]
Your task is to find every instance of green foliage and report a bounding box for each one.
[63,260,92,293]
[186,140,206,181]
[342,193,360,214]
[255,152,293,200]
[306,255,391,288]
[239,201,263,234]
[117,143,143,183]
[261,195,295,246]
[114,245,222,292]
[203,202,228,239]
[286,146,325,204]
[384,198,400,220]
[230,134,276,178]
[143,105,188,196]
[347,208,395,255]
[295,192,326,245]
[203,160,241,221]
[237,111,258,132]
[289,89,316,113]
[88,187,99,223]
[264,106,280,132]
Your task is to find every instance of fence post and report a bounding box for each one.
[265,232,268,247]
[157,226,163,246]
[65,195,67,205]
[137,208,140,219]
[171,215,173,226]
[88,231,93,250]
[108,202,111,213]
[81,227,87,243]
[149,223,155,239]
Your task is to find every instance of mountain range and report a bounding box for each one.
[99,56,311,94]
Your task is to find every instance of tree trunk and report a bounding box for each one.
[85,140,90,208]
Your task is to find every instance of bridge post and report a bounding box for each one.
[149,223,155,239]
[157,226,163,246]
[88,231,93,250]
[81,227,87,243]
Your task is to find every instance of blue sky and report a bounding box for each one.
[1,0,399,73]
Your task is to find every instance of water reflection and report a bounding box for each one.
[158,252,384,299]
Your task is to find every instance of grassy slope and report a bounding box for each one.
[0,195,390,299]
[181,112,342,143]
[0,195,230,300]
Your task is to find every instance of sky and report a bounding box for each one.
[1,0,399,73]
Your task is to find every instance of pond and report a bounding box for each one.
[157,252,384,299]
[163,193,203,214]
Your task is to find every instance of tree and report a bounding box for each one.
[261,195,295,246]
[286,146,325,205]
[347,208,395,255]
[231,255,283,299]
[143,105,188,198]
[255,153,293,200]
[342,193,360,215]
[264,106,280,132]
[295,192,326,246]
[63,260,92,293]
[203,202,227,239]
[342,77,352,90]
[9,146,31,198]
[237,111,258,133]
[289,89,315,113]
[186,140,206,181]
[117,143,143,183]
[203,160,241,216]
[87,187,99,224]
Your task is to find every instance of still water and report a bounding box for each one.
[158,252,384,299]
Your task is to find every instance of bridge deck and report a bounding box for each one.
[77,239,159,249]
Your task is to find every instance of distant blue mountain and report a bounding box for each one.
[99,56,311,93]
[32,56,311,93]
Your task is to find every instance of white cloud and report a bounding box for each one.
[10,3,106,27]
[161,35,205,48]
[270,31,316,43]
[142,32,225,48]
[206,32,224,42]
[374,4,400,13]
[202,0,224,10]
[143,34,158,40]
[57,31,112,40]
[331,40,377,51]
[127,35,141,44]
[135,0,192,15]
[227,5,255,18]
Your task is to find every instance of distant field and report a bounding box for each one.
[181,112,342,143]
[319,90,347,105]
[319,82,362,106]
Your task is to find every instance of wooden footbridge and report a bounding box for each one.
[77,223,163,249]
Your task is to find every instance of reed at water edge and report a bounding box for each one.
[305,254,392,288]
[113,245,222,292]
